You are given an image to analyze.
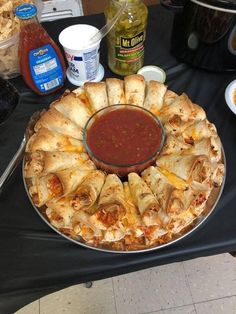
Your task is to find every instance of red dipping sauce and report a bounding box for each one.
[84,105,164,177]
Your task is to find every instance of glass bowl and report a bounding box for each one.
[83,104,165,178]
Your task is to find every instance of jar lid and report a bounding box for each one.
[15,4,37,20]
[137,65,166,83]
[191,0,236,11]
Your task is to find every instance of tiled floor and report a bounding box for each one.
[15,253,236,314]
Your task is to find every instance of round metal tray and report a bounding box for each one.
[22,146,226,254]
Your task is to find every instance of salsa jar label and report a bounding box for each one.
[115,31,145,63]
[29,44,64,94]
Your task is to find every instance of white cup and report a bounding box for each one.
[59,24,104,86]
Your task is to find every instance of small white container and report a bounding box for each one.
[137,65,166,83]
[59,24,104,86]
[0,33,20,79]
[225,80,236,115]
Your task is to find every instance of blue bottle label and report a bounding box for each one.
[29,44,64,94]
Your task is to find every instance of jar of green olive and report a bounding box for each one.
[105,0,148,76]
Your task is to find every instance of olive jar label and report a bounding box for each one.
[115,31,145,63]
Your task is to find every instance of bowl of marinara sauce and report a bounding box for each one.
[83,104,165,177]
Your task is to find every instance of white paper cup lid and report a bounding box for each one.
[137,65,166,83]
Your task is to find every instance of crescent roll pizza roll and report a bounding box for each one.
[34,107,83,140]
[51,89,91,128]
[143,81,167,114]
[71,170,106,211]
[160,93,193,123]
[210,163,225,188]
[24,151,89,178]
[128,172,165,231]
[102,228,126,243]
[29,174,63,207]
[72,86,93,110]
[163,89,178,107]
[123,182,143,234]
[167,212,195,234]
[26,128,84,153]
[142,166,173,217]
[45,197,75,229]
[96,184,145,248]
[72,210,103,242]
[161,134,191,156]
[183,136,222,163]
[191,160,225,188]
[164,116,195,136]
[84,82,108,111]
[124,74,145,107]
[190,103,206,121]
[55,164,95,196]
[166,189,196,234]
[90,174,126,229]
[156,154,209,183]
[167,189,192,217]
[166,182,211,233]
[187,182,211,216]
[123,181,167,245]
[106,78,126,105]
[181,119,217,145]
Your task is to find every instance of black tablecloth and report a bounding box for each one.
[1,5,236,314]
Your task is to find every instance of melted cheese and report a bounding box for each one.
[191,128,198,140]
[159,168,188,189]
[151,108,160,116]
[78,93,93,113]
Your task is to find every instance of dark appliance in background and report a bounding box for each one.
[161,0,236,72]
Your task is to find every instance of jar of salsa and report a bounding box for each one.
[105,0,148,76]
[15,4,66,95]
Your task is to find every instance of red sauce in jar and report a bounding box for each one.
[87,108,162,166]
[19,22,66,95]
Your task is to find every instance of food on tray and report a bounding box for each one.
[124,75,146,107]
[90,174,126,230]
[71,170,106,211]
[34,108,83,140]
[183,136,222,163]
[128,172,166,241]
[24,74,225,251]
[51,90,91,128]
[106,78,125,106]
[24,151,89,178]
[144,80,167,113]
[46,197,75,230]
[26,127,85,153]
[84,82,108,111]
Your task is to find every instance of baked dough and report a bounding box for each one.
[124,74,145,107]
[24,74,225,251]
[106,78,126,106]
